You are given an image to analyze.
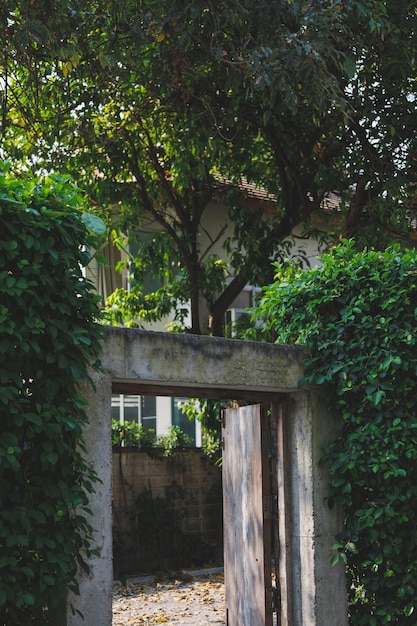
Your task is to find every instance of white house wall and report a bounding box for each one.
[89,198,326,318]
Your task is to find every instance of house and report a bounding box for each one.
[110,393,201,444]
[88,184,335,442]
[98,181,417,439]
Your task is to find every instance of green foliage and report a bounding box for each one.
[253,240,417,623]
[177,399,223,460]
[0,163,104,624]
[177,398,244,462]
[111,419,156,450]
[112,421,193,457]
[5,1,417,335]
[158,426,193,457]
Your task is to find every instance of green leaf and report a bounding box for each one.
[373,390,384,406]
[81,213,106,236]
[0,171,101,617]
[47,452,59,465]
[343,56,357,78]
[331,552,347,566]
[20,593,36,606]
[0,196,24,208]
[43,575,56,586]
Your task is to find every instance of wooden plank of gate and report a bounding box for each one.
[276,400,294,626]
[222,404,273,626]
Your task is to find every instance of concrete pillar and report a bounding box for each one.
[67,370,113,626]
[278,390,347,626]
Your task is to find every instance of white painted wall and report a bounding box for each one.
[156,396,172,436]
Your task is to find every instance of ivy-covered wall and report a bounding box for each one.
[0,165,104,625]
[253,241,417,625]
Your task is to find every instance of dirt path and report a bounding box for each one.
[113,569,225,625]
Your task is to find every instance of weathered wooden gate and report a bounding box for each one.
[222,403,280,626]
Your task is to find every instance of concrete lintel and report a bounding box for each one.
[110,380,285,402]
[102,327,305,394]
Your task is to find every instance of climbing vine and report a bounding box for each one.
[0,163,104,624]
[252,241,417,624]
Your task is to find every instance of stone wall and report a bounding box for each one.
[112,448,222,576]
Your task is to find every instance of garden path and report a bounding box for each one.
[113,568,225,625]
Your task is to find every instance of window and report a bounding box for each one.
[225,308,252,338]
[112,394,199,444]
[141,395,157,432]
[172,397,196,444]
[111,394,157,433]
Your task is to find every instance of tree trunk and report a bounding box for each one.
[188,262,202,335]
[209,273,249,337]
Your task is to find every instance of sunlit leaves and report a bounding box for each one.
[81,212,106,236]
[1,0,417,337]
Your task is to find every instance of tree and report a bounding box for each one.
[1,1,417,334]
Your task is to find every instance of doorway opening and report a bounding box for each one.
[111,376,284,625]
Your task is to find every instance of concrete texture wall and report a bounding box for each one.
[68,328,347,626]
[285,390,348,626]
[102,327,305,398]
[67,371,113,626]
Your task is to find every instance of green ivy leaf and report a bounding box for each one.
[1,167,101,619]
[251,243,417,621]
[343,56,357,78]
[47,452,59,465]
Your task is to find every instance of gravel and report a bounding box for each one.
[113,568,225,625]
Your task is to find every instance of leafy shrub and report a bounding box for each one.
[158,425,193,456]
[253,241,417,624]
[177,398,228,461]
[112,420,193,457]
[111,419,156,449]
[0,164,104,624]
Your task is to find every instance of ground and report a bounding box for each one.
[113,568,225,625]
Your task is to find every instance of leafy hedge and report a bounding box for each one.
[0,164,104,624]
[111,420,193,456]
[253,241,417,624]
